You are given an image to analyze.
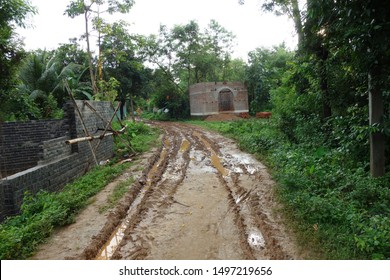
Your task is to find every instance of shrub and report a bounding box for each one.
[189,118,390,259]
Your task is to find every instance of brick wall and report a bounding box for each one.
[0,119,68,177]
[0,100,115,222]
[189,81,249,116]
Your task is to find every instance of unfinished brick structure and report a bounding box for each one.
[0,100,115,221]
[189,82,249,116]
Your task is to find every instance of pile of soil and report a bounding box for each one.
[204,113,242,122]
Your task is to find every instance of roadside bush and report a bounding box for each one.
[191,118,390,259]
[354,215,390,259]
[0,164,127,259]
[325,105,370,168]
[113,120,160,156]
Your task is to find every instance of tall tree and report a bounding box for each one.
[306,0,388,176]
[171,21,201,87]
[101,20,145,119]
[204,20,236,81]
[143,20,237,91]
[303,0,335,118]
[247,44,293,112]
[64,0,135,95]
[0,0,36,120]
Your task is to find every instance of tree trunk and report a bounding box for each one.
[291,0,304,50]
[119,99,125,120]
[368,64,385,177]
[84,9,98,95]
[130,93,135,122]
[97,9,103,85]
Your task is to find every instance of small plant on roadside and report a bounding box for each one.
[99,176,135,214]
[113,120,160,157]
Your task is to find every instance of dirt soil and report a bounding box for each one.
[204,113,242,121]
[31,121,300,260]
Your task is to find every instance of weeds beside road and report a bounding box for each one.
[189,119,390,260]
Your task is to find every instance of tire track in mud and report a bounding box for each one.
[82,122,296,260]
[111,127,193,260]
[190,129,255,259]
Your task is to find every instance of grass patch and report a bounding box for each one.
[113,120,161,157]
[0,163,131,260]
[187,119,390,260]
[99,176,135,214]
[0,120,161,260]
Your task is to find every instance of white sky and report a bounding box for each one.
[17,0,298,60]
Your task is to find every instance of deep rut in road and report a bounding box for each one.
[79,122,298,260]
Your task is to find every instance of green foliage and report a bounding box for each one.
[146,69,190,120]
[112,120,161,157]
[190,119,390,259]
[65,0,135,18]
[0,0,36,120]
[1,44,93,121]
[325,105,370,165]
[15,50,81,119]
[0,163,129,259]
[246,44,294,113]
[95,77,119,102]
[1,90,42,121]
[354,215,390,259]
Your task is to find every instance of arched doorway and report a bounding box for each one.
[218,88,234,112]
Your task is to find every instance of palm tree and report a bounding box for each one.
[60,65,93,101]
[17,50,92,119]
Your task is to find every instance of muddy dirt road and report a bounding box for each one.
[32,122,299,260]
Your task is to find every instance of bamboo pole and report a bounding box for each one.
[65,80,99,166]
[83,100,108,124]
[84,100,127,135]
[110,102,125,127]
[65,133,114,145]
[92,102,121,154]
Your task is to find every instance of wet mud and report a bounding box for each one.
[32,121,299,260]
[82,122,298,260]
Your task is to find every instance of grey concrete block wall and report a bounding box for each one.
[72,100,115,163]
[0,119,68,177]
[0,100,115,222]
[39,136,72,164]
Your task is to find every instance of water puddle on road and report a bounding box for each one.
[96,222,128,260]
[148,138,170,183]
[211,153,229,176]
[148,149,167,183]
[180,139,190,152]
[224,154,262,175]
[193,131,229,176]
[247,229,266,251]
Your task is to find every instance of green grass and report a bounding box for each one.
[98,176,135,214]
[113,120,161,156]
[0,120,161,260]
[187,119,390,260]
[0,163,130,259]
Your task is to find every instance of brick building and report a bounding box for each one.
[189,81,249,116]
